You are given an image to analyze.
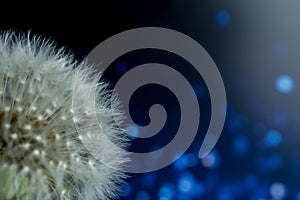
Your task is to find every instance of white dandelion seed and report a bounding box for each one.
[0,32,130,200]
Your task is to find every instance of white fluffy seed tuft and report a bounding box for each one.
[0,32,129,200]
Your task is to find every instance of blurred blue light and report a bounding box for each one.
[233,136,249,155]
[159,197,170,200]
[275,75,294,93]
[178,178,192,193]
[265,130,282,147]
[173,153,197,170]
[158,184,175,200]
[177,174,195,194]
[201,151,220,168]
[216,11,231,26]
[270,182,286,199]
[296,191,300,200]
[135,191,150,200]
[115,61,128,74]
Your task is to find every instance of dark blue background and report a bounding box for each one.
[1,1,300,199]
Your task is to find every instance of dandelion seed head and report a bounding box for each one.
[0,32,129,200]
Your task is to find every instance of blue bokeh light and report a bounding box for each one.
[177,173,195,194]
[296,191,300,200]
[265,129,282,147]
[270,182,286,199]
[158,184,176,200]
[216,11,231,26]
[233,136,249,155]
[173,153,197,170]
[178,177,193,193]
[275,75,294,93]
[201,151,220,168]
[176,173,205,198]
